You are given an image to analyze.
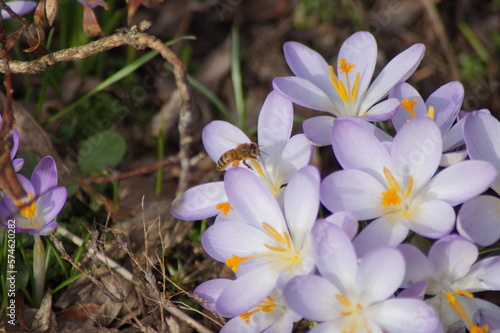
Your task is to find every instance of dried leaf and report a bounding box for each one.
[45,0,58,26]
[34,0,45,25]
[22,23,49,55]
[31,292,56,333]
[5,29,23,52]
[82,2,104,37]
[60,303,101,322]
[126,0,142,25]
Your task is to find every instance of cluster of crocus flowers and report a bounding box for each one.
[171,30,500,332]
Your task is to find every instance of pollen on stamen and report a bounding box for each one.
[15,193,37,219]
[426,105,435,120]
[401,98,418,118]
[445,290,489,333]
[215,202,231,216]
[338,58,356,74]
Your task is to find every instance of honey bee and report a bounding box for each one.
[216,142,259,171]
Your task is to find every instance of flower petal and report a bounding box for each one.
[201,221,273,263]
[461,256,500,291]
[356,247,405,304]
[170,182,227,220]
[31,156,58,196]
[426,81,463,132]
[429,235,478,284]
[407,199,455,239]
[283,41,335,97]
[425,160,496,206]
[312,221,357,291]
[216,267,280,317]
[285,166,319,247]
[391,118,442,190]
[332,117,392,177]
[321,169,385,220]
[464,111,500,194]
[302,116,335,146]
[457,195,500,246]
[367,298,439,333]
[225,168,285,232]
[36,186,67,223]
[273,76,335,113]
[202,121,250,163]
[257,91,293,168]
[2,1,37,19]
[361,98,400,121]
[194,278,232,311]
[398,244,433,289]
[352,216,409,257]
[284,274,341,322]
[323,211,358,240]
[362,43,425,113]
[274,134,313,184]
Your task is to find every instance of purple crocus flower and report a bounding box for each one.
[201,166,320,317]
[399,235,500,332]
[0,156,67,235]
[389,81,467,166]
[1,0,37,19]
[320,117,496,256]
[457,110,500,246]
[195,279,301,333]
[171,91,312,220]
[272,31,425,145]
[283,221,439,333]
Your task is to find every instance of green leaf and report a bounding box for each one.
[78,130,126,175]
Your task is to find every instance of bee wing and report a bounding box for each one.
[202,121,251,161]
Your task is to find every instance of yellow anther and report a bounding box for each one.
[15,193,37,220]
[381,167,402,207]
[215,202,231,216]
[445,290,489,333]
[401,98,418,118]
[338,58,356,74]
[262,223,290,249]
[329,66,349,103]
[426,105,435,120]
[251,159,266,178]
[239,296,276,324]
[404,176,414,198]
[335,294,353,308]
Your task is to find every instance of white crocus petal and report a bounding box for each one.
[302,116,335,146]
[332,117,393,177]
[361,44,425,113]
[390,118,442,190]
[336,31,377,109]
[283,41,335,97]
[257,91,293,169]
[356,247,405,305]
[439,150,468,167]
[284,166,319,247]
[404,199,455,239]
[273,76,336,113]
[201,222,274,263]
[313,221,357,291]
[424,160,496,206]
[442,117,466,152]
[426,81,463,132]
[457,195,500,247]
[458,256,500,291]
[284,275,342,322]
[225,168,285,232]
[170,182,226,220]
[216,267,281,318]
[353,216,409,257]
[362,98,400,121]
[310,320,376,333]
[398,244,434,289]
[464,111,500,195]
[202,120,250,162]
[367,299,439,333]
[324,212,358,240]
[429,236,478,284]
[273,134,312,187]
[321,170,385,220]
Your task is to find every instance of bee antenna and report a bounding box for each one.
[259,149,269,157]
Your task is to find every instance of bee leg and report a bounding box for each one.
[232,160,240,167]
[243,160,253,170]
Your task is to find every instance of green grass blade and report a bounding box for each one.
[231,26,246,130]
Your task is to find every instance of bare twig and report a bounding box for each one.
[0,21,193,196]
